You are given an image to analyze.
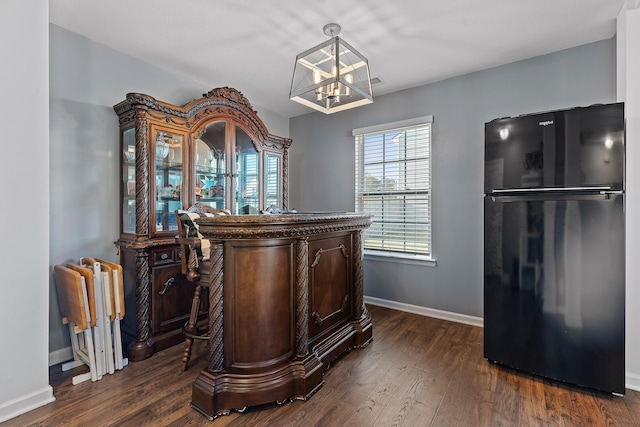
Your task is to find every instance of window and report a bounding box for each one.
[354,116,432,259]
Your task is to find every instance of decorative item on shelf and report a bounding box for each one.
[261,205,298,214]
[211,185,223,197]
[123,147,135,163]
[290,23,373,114]
[156,132,170,161]
[210,147,223,173]
[160,184,181,199]
[201,176,215,191]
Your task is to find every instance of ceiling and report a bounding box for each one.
[49,0,625,119]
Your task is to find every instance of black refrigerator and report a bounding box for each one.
[483,102,625,394]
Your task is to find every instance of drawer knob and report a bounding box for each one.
[161,253,169,260]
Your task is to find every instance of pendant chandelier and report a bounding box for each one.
[289,23,373,114]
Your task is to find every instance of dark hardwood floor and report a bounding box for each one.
[3,305,640,426]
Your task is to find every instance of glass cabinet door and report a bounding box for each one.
[264,153,281,209]
[122,128,136,234]
[154,129,183,232]
[195,121,226,210]
[235,126,259,214]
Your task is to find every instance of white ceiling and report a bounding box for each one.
[49,0,625,118]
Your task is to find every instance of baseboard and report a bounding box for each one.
[48,346,73,367]
[0,386,55,424]
[625,372,640,392]
[364,295,484,328]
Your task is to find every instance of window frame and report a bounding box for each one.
[353,116,436,266]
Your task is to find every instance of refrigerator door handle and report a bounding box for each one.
[489,190,622,202]
[491,186,614,194]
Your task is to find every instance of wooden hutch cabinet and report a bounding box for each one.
[114,87,292,361]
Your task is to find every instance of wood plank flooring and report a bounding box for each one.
[3,305,640,426]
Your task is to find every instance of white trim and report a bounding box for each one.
[364,250,437,267]
[49,346,73,367]
[0,386,55,424]
[626,372,640,392]
[352,115,434,136]
[364,295,483,327]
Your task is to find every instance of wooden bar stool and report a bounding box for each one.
[175,205,229,371]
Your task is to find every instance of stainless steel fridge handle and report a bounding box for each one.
[489,191,622,202]
[491,186,614,194]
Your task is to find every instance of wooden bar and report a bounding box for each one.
[191,212,373,419]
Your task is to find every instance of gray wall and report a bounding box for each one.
[289,38,616,318]
[0,1,53,420]
[48,25,289,354]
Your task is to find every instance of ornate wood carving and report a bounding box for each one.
[196,213,373,240]
[312,295,349,327]
[282,146,289,210]
[114,88,292,154]
[208,241,224,372]
[135,250,152,343]
[310,244,347,268]
[134,106,150,242]
[203,87,255,111]
[295,238,309,357]
[353,230,364,318]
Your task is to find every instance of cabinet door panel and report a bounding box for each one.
[225,241,294,372]
[121,127,136,236]
[308,234,353,341]
[152,264,202,333]
[235,126,259,214]
[153,128,184,234]
[264,152,281,208]
[195,121,226,210]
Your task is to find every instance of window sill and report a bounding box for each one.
[363,250,437,267]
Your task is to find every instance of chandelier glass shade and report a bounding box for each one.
[290,23,373,114]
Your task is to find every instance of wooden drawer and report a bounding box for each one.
[152,247,177,265]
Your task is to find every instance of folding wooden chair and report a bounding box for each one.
[53,265,98,384]
[80,257,114,375]
[94,258,128,371]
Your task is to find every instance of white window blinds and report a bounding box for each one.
[354,116,432,256]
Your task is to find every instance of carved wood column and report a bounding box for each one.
[134,251,152,340]
[208,241,225,372]
[128,105,154,359]
[295,238,309,358]
[133,105,150,241]
[282,146,289,210]
[353,230,365,319]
